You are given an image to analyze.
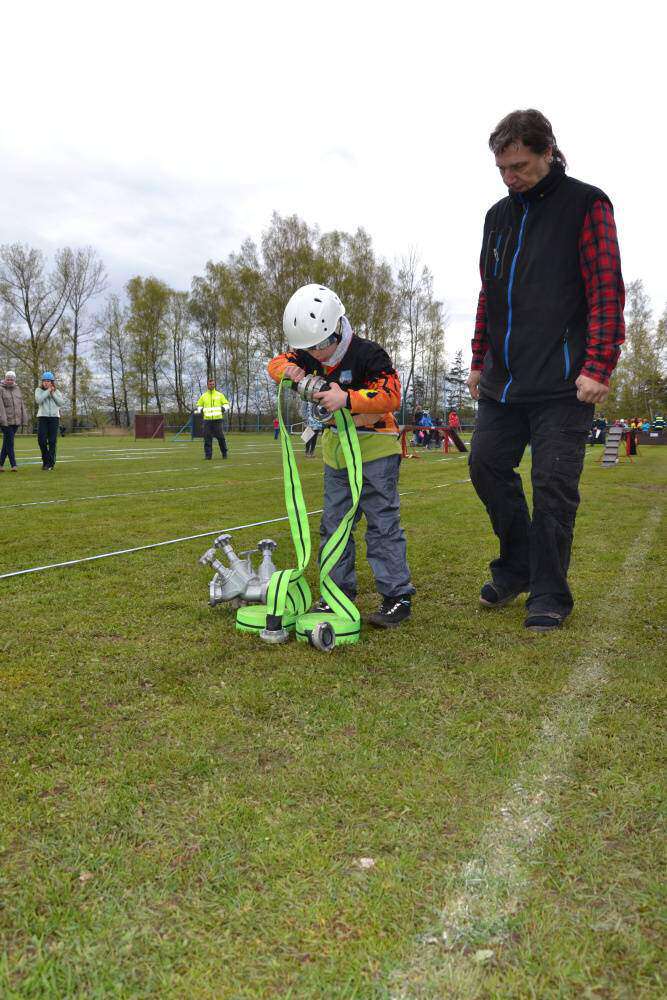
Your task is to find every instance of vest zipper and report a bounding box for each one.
[493,231,503,277]
[500,201,529,404]
[563,329,571,379]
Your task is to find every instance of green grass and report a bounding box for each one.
[1,432,665,998]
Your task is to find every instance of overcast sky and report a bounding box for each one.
[2,0,664,361]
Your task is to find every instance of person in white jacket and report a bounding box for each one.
[35,371,65,470]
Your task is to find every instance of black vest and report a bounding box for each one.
[480,166,610,403]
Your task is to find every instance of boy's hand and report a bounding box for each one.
[284,364,306,382]
[314,384,348,412]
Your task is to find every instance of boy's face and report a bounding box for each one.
[307,341,338,364]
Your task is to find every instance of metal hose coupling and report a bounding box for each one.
[259,613,290,645]
[293,374,332,421]
[308,621,336,652]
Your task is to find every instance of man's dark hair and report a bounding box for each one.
[489,109,567,169]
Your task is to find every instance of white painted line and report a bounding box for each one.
[0,473,322,511]
[103,457,285,478]
[15,443,289,467]
[0,484,212,510]
[0,512,321,580]
[0,478,473,579]
[388,506,662,1000]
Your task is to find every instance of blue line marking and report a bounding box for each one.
[563,338,570,379]
[500,202,529,403]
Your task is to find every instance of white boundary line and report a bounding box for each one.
[0,479,472,580]
[389,505,662,999]
[0,473,323,511]
[13,443,297,467]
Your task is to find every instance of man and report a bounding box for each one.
[35,371,65,470]
[268,283,415,627]
[195,377,230,460]
[468,109,625,632]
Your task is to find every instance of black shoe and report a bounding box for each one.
[479,582,525,608]
[368,595,412,628]
[524,612,563,633]
[222,454,228,459]
[204,456,212,460]
[309,598,334,614]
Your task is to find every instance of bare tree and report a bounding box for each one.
[94,294,132,426]
[125,276,171,412]
[397,251,429,412]
[61,247,107,430]
[0,243,71,396]
[189,266,222,378]
[165,291,191,412]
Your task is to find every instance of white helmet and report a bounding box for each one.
[283,284,345,349]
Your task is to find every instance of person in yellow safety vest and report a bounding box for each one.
[195,378,230,460]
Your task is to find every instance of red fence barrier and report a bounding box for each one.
[135,414,165,440]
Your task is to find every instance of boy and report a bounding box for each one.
[268,284,415,627]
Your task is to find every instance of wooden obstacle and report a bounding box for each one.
[135,414,165,440]
[399,425,468,459]
[600,425,624,467]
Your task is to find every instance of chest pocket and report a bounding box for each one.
[483,226,513,281]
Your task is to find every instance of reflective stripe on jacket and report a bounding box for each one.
[196,389,229,420]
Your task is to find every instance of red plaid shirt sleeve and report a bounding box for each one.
[579,199,625,385]
[470,274,488,372]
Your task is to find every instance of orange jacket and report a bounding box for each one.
[267,337,401,435]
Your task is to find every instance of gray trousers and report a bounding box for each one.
[319,454,415,600]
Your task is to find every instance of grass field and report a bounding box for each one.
[1,431,665,999]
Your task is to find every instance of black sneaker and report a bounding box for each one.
[368,596,412,628]
[524,612,563,633]
[479,582,525,608]
[310,598,334,614]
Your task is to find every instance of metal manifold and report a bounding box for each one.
[198,535,278,608]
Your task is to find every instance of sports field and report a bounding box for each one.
[1,432,665,998]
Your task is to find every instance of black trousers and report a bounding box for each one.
[203,420,227,458]
[469,397,593,617]
[1,424,18,467]
[37,416,59,468]
[305,430,319,455]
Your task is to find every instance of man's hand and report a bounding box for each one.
[468,370,482,400]
[314,383,348,412]
[284,364,306,382]
[575,373,609,405]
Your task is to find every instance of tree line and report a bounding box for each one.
[0,214,455,430]
[604,279,667,420]
[2,217,664,430]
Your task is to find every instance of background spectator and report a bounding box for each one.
[0,370,29,472]
[35,371,64,471]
